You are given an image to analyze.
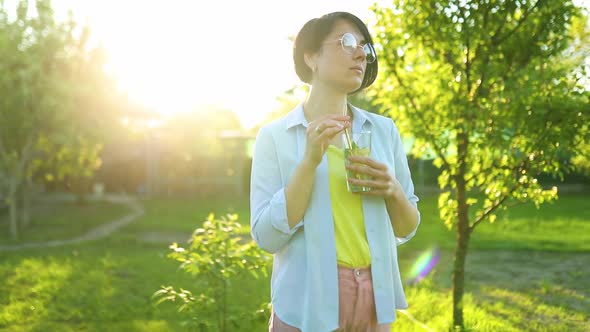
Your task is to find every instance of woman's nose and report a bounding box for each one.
[353,46,366,62]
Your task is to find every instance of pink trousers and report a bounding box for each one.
[269,266,392,332]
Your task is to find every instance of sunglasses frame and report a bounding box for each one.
[324,32,376,64]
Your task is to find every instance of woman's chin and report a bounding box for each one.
[335,79,362,94]
[345,82,363,94]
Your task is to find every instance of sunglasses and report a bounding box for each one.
[324,32,376,64]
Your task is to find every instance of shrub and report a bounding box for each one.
[153,213,271,331]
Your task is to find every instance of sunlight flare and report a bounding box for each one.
[407,246,440,285]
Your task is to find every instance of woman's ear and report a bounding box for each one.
[304,53,317,73]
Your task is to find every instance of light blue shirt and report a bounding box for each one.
[250,103,420,332]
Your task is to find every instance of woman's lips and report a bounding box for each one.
[350,66,363,75]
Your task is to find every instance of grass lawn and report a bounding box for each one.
[0,193,588,331]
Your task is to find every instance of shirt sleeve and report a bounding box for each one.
[250,126,304,254]
[390,119,421,246]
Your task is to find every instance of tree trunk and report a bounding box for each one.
[6,133,34,239]
[8,194,18,240]
[452,132,471,331]
[452,206,470,330]
[7,177,20,240]
[21,180,32,228]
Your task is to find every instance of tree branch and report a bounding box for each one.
[490,11,508,45]
[479,0,544,99]
[473,132,548,188]
[470,6,493,108]
[492,0,543,46]
[457,5,472,92]
[389,65,452,170]
[469,187,513,232]
[467,117,562,232]
[473,65,489,100]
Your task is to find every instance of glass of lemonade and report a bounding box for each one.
[342,130,372,192]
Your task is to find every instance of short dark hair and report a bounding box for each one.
[293,12,378,94]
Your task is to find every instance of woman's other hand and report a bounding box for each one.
[345,156,404,200]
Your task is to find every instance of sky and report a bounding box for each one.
[45,0,390,129]
[5,0,590,129]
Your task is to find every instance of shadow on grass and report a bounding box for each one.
[466,250,590,332]
[396,249,590,332]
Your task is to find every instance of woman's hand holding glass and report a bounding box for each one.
[304,114,351,168]
[345,156,404,199]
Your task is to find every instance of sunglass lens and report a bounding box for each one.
[341,33,357,53]
[363,44,376,63]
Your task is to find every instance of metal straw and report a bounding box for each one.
[343,103,353,149]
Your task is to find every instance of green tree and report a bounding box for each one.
[0,0,119,239]
[572,130,590,176]
[371,1,590,329]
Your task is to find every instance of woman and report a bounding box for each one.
[250,11,420,332]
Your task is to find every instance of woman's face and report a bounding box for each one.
[312,19,370,93]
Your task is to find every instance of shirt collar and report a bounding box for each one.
[285,103,307,130]
[284,102,373,131]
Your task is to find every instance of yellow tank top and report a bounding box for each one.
[326,144,371,268]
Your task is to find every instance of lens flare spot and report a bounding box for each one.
[407,247,440,285]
